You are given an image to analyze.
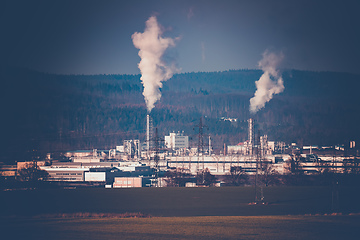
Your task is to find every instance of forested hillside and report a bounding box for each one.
[1,66,360,164]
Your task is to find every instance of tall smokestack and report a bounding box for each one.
[248,118,254,145]
[248,118,254,155]
[146,114,153,153]
[146,114,150,152]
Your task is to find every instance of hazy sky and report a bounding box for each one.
[1,0,359,75]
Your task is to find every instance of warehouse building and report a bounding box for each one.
[113,176,151,188]
[40,166,89,181]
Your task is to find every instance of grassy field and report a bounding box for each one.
[1,215,360,240]
[1,186,360,217]
[1,186,360,239]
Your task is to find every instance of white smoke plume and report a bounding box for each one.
[249,50,285,114]
[132,16,178,113]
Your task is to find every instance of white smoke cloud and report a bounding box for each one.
[249,50,285,114]
[132,16,179,113]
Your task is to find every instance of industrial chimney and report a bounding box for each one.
[146,114,153,153]
[248,118,254,155]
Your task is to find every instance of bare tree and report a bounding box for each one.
[196,168,216,186]
[17,161,49,184]
[223,166,248,186]
[165,168,192,187]
[259,162,280,186]
[284,154,303,175]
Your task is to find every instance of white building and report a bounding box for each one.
[40,166,89,181]
[227,141,252,155]
[72,157,101,163]
[123,140,141,158]
[85,172,106,182]
[165,131,189,150]
[116,145,124,152]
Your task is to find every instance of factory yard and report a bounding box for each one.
[1,186,360,239]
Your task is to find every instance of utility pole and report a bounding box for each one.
[194,117,207,170]
[152,128,163,187]
[332,146,339,211]
[209,135,212,156]
[194,117,208,184]
[196,117,204,157]
[254,129,264,203]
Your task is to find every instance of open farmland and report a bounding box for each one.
[1,186,360,217]
[2,215,360,240]
[1,186,360,239]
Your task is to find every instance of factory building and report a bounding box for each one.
[41,166,89,181]
[14,117,352,188]
[39,161,152,184]
[85,172,106,182]
[113,177,151,188]
[64,149,96,158]
[0,163,16,178]
[227,141,253,155]
[65,149,102,163]
[226,118,286,156]
[123,139,141,158]
[165,131,189,150]
[73,157,101,163]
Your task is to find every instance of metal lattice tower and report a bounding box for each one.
[254,129,264,203]
[152,127,163,187]
[194,117,207,171]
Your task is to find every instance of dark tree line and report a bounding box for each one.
[1,66,360,164]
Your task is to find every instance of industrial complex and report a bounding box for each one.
[1,115,358,189]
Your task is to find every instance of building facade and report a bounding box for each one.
[113,177,149,188]
[165,132,189,150]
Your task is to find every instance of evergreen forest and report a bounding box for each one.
[1,66,360,164]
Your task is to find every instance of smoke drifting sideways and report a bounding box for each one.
[249,50,285,114]
[132,16,179,113]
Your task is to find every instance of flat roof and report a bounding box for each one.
[40,167,90,171]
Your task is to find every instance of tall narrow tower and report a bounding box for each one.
[195,117,206,156]
[209,135,212,156]
[146,114,150,151]
[248,118,254,155]
[146,114,153,154]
